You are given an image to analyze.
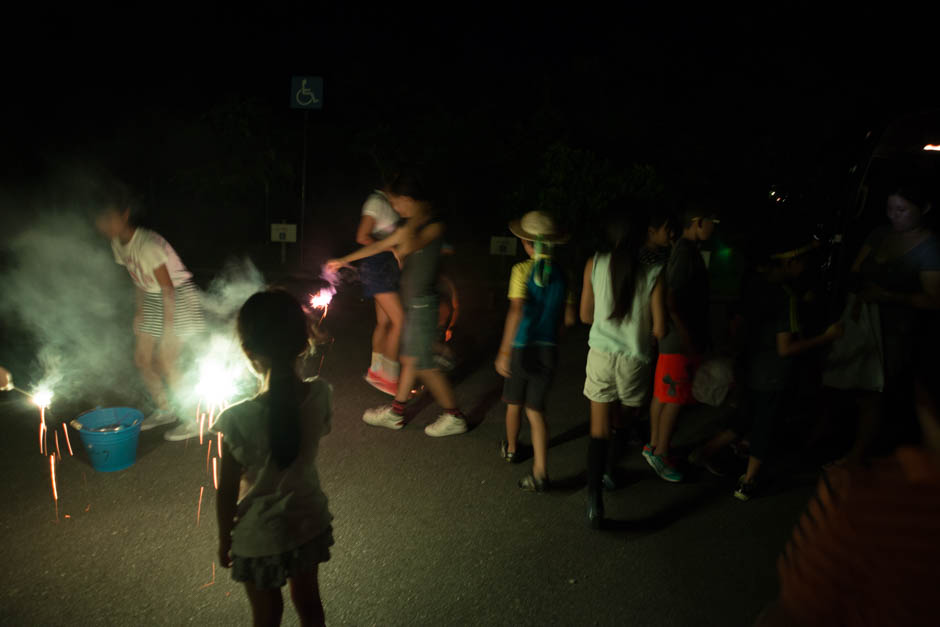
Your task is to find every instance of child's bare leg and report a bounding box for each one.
[590,400,613,439]
[156,334,182,402]
[244,582,284,627]
[374,292,404,363]
[289,568,326,627]
[372,300,389,356]
[394,357,419,404]
[655,402,682,457]
[505,403,522,453]
[649,397,664,450]
[702,429,738,459]
[417,368,457,410]
[744,456,763,483]
[134,333,168,410]
[525,407,549,479]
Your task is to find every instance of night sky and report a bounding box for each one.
[1,6,936,258]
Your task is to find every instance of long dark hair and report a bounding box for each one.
[608,209,650,321]
[237,290,310,469]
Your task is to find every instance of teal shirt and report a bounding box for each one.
[588,252,663,361]
[512,257,568,348]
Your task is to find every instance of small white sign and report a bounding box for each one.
[490,236,517,256]
[271,224,297,243]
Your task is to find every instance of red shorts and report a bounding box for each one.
[653,353,703,405]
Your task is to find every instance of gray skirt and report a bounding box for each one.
[231,526,334,589]
[138,281,206,338]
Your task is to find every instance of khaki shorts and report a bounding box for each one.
[583,347,652,407]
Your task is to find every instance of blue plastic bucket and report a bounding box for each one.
[71,407,144,472]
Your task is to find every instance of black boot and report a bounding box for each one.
[603,428,626,490]
[587,437,608,529]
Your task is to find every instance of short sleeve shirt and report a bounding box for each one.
[211,377,333,558]
[361,191,400,240]
[509,259,569,347]
[111,228,192,292]
[744,279,800,391]
[659,238,711,354]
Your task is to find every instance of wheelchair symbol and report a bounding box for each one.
[295,79,320,107]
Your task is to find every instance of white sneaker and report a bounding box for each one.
[424,413,467,437]
[141,409,177,431]
[362,405,405,430]
[163,421,201,442]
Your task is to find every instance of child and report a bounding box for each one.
[580,207,668,527]
[495,211,575,492]
[646,202,717,481]
[214,289,333,627]
[693,234,843,500]
[94,179,205,441]
[354,189,404,396]
[327,170,468,437]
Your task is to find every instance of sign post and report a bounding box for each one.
[271,223,298,264]
[290,76,324,266]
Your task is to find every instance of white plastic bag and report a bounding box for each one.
[692,356,735,407]
[822,293,884,393]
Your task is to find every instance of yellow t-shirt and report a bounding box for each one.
[508,259,575,304]
[508,259,535,300]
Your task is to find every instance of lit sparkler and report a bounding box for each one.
[924,144,940,151]
[212,457,218,491]
[309,286,336,322]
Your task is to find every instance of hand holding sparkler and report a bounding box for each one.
[324,258,350,274]
[0,366,12,392]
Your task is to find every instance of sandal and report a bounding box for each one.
[518,473,550,493]
[499,440,517,463]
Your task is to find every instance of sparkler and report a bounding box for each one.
[924,144,940,151]
[309,286,336,323]
[212,457,218,491]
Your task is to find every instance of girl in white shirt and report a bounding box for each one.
[95,186,205,441]
[214,289,333,627]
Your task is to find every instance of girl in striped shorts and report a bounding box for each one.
[95,183,205,441]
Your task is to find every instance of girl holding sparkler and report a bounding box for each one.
[214,289,333,627]
[353,189,404,396]
[327,170,468,437]
[95,181,205,441]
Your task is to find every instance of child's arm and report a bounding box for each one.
[666,288,696,353]
[776,323,844,358]
[397,220,444,259]
[650,272,667,341]
[355,215,378,246]
[579,258,595,324]
[564,301,577,328]
[326,225,411,270]
[495,299,524,377]
[216,442,242,569]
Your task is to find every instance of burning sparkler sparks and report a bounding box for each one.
[196,486,204,526]
[309,286,336,321]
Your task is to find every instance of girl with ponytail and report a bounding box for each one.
[579,204,670,528]
[214,289,334,626]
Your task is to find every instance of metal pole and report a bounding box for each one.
[300,110,308,266]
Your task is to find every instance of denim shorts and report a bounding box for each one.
[402,296,439,370]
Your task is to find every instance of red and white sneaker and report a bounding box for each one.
[365,369,399,396]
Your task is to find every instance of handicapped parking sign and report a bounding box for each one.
[290,76,323,110]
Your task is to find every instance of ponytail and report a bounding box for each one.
[237,289,310,470]
[267,356,301,469]
[608,213,647,322]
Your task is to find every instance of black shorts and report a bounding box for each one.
[359,251,400,298]
[502,346,558,412]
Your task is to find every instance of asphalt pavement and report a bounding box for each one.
[0,290,819,627]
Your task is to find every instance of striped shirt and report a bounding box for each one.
[776,448,940,626]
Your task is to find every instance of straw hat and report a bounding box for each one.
[509,211,570,244]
